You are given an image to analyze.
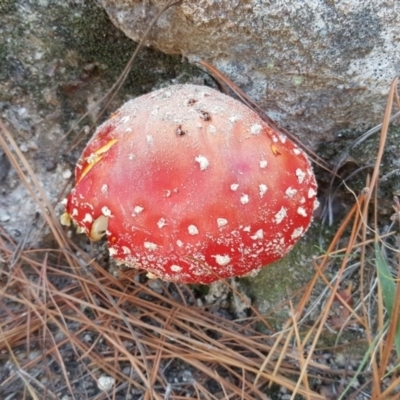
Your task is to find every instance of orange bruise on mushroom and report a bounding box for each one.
[62,84,319,284]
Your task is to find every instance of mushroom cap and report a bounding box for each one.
[65,84,318,284]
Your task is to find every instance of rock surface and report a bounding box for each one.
[98,0,400,143]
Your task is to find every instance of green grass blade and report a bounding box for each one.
[375,242,400,357]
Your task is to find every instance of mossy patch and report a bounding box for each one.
[239,221,332,326]
[53,2,201,94]
[0,0,204,127]
[0,0,16,14]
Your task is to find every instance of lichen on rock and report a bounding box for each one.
[98,0,400,142]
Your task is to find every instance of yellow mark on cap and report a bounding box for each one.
[271,144,281,156]
[109,110,120,120]
[93,138,118,155]
[77,139,118,183]
[78,155,104,182]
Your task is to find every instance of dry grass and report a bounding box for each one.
[0,2,400,396]
[0,79,399,399]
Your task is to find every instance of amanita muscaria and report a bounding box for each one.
[62,84,318,284]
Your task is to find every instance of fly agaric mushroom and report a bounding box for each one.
[62,84,318,284]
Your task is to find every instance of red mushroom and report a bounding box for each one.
[62,84,318,284]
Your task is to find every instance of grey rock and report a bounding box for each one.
[98,0,400,143]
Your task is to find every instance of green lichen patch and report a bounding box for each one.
[0,0,16,14]
[0,0,204,130]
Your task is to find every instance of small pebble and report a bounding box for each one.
[0,210,11,222]
[63,169,72,179]
[97,375,115,391]
[19,143,28,152]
